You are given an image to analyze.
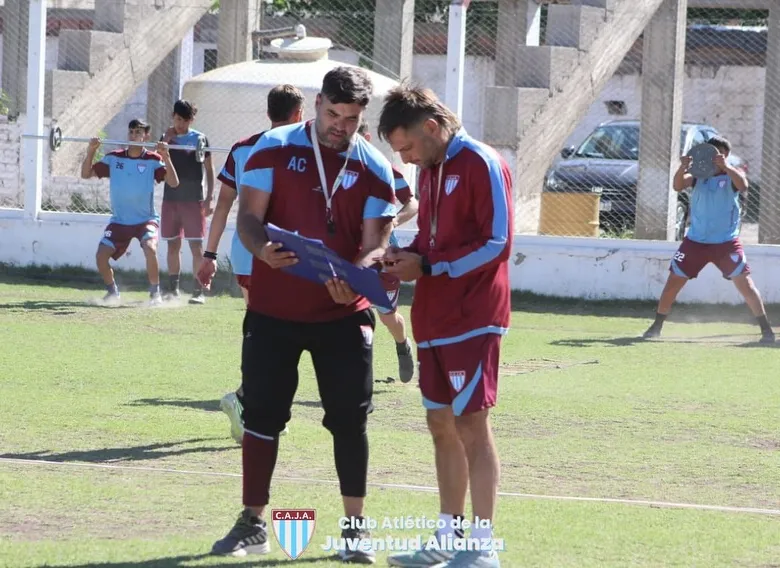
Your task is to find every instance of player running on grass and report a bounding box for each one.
[197,84,305,444]
[357,118,418,383]
[80,118,179,304]
[643,135,775,344]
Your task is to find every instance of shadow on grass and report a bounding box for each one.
[39,552,335,567]
[550,336,647,348]
[0,438,233,464]
[0,300,135,314]
[0,262,243,298]
[7,262,780,324]
[126,398,222,413]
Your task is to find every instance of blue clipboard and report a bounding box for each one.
[264,223,395,311]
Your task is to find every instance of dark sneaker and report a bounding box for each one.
[189,289,206,305]
[338,525,376,564]
[760,330,775,344]
[102,291,121,305]
[642,324,661,339]
[396,340,415,383]
[211,508,270,557]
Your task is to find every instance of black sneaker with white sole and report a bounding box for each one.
[396,339,415,383]
[338,525,376,564]
[211,508,270,557]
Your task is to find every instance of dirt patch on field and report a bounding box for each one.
[499,358,599,376]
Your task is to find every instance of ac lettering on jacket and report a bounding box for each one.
[287,156,307,173]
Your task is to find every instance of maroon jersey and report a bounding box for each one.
[241,120,396,322]
[406,129,513,346]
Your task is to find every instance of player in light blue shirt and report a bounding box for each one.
[643,135,775,343]
[81,118,179,304]
[196,85,305,445]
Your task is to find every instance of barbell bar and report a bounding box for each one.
[22,126,231,163]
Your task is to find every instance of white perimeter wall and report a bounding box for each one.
[3,212,780,305]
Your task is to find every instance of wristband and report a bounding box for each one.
[421,255,432,276]
[204,251,218,260]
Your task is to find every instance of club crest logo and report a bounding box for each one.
[137,164,147,173]
[360,325,374,346]
[718,179,727,189]
[730,253,741,263]
[444,175,460,195]
[341,171,359,190]
[272,509,316,560]
[449,370,466,392]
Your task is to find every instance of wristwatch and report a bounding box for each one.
[421,255,432,276]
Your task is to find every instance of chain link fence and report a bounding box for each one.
[1,0,775,244]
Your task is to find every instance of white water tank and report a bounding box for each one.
[181,28,416,192]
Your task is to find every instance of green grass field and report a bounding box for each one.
[0,265,779,567]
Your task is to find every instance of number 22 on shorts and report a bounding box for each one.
[673,251,685,263]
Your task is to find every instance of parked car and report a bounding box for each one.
[543,120,750,240]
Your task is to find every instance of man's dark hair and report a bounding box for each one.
[128,118,150,132]
[321,66,373,107]
[378,82,461,142]
[267,84,305,122]
[357,118,369,136]
[708,135,731,155]
[173,99,197,120]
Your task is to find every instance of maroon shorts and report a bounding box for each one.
[161,201,206,240]
[418,333,502,416]
[236,275,252,291]
[671,237,750,280]
[100,221,158,260]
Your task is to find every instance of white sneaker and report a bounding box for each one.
[220,393,245,444]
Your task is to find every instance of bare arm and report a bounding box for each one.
[204,154,216,202]
[159,149,179,188]
[395,196,419,226]
[725,165,748,193]
[673,156,695,192]
[206,184,237,253]
[80,139,100,179]
[355,217,393,268]
[237,185,272,259]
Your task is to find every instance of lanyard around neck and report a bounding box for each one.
[310,120,356,218]
[429,160,445,246]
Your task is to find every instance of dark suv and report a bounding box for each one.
[543,120,750,240]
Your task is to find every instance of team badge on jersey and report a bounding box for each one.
[449,370,466,392]
[137,164,147,173]
[272,509,316,560]
[341,171,359,190]
[445,175,460,195]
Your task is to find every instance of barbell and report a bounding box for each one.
[22,126,231,163]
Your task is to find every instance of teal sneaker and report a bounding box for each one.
[387,548,454,567]
[440,550,500,567]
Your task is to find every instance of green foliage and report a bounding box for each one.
[0,90,12,116]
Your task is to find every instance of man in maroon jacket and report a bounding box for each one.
[378,85,513,568]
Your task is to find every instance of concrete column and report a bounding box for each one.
[372,0,415,79]
[1,0,29,117]
[495,0,542,86]
[759,3,780,244]
[634,0,687,241]
[217,0,260,67]
[146,28,195,140]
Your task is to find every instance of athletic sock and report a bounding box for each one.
[654,312,668,327]
[242,431,279,507]
[169,274,180,292]
[437,513,465,539]
[333,431,368,498]
[106,282,118,295]
[757,314,773,334]
[149,283,160,296]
